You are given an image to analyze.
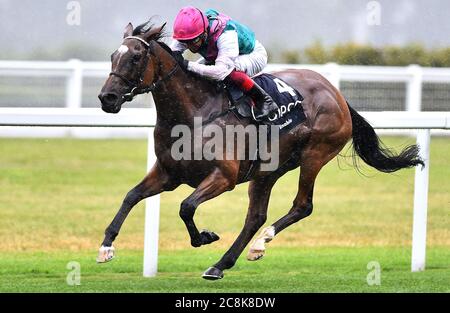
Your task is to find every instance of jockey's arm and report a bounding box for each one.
[187,31,239,81]
[170,40,205,64]
[169,40,188,53]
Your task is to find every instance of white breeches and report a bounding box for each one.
[234,40,268,77]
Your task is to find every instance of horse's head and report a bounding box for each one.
[98,21,167,113]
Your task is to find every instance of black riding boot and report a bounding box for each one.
[247,82,279,121]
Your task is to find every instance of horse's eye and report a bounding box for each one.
[132,54,141,64]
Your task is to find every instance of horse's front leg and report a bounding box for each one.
[202,176,277,280]
[97,161,177,263]
[180,166,237,248]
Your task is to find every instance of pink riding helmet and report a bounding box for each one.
[173,6,208,40]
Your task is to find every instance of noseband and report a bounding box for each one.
[109,36,179,102]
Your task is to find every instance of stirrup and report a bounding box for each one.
[251,101,279,122]
[251,105,263,122]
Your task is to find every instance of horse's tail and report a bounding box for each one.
[347,102,424,173]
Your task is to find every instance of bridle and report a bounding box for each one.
[109,36,179,102]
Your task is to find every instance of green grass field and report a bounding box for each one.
[0,136,448,292]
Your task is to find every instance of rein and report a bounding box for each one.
[109,36,179,102]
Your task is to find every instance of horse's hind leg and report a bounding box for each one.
[97,162,176,263]
[247,144,336,261]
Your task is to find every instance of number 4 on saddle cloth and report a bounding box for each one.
[224,73,306,133]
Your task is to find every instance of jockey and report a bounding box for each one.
[170,6,279,121]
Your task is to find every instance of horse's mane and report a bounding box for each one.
[133,19,221,91]
[132,17,167,40]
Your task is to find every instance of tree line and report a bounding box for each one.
[274,41,450,67]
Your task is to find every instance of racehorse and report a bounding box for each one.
[97,21,424,280]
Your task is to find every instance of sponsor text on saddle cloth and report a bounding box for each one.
[254,74,305,132]
[228,73,306,133]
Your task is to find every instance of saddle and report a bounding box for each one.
[224,82,253,118]
[223,73,306,133]
[219,73,307,181]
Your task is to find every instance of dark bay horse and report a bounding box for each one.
[97,22,423,280]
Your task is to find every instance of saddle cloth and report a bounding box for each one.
[226,73,306,133]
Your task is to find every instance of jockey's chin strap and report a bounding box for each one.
[109,36,179,102]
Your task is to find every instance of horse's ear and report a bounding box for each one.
[142,22,167,43]
[123,23,133,38]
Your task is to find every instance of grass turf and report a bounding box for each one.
[0,247,449,292]
[0,136,448,292]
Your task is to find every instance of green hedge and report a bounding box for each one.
[279,41,450,67]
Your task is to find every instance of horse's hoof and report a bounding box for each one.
[190,239,202,248]
[200,230,220,245]
[247,249,265,261]
[96,245,115,263]
[202,267,224,280]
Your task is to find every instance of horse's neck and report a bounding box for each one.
[152,65,227,127]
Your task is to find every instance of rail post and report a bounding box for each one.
[66,59,83,109]
[143,124,161,277]
[325,62,341,90]
[411,129,430,272]
[406,65,423,112]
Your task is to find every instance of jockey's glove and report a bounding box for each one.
[173,51,189,71]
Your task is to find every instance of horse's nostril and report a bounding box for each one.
[99,92,118,104]
[105,93,118,102]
